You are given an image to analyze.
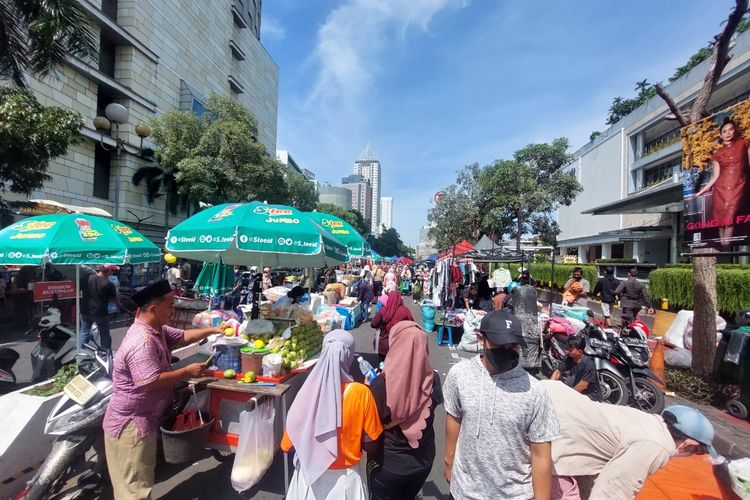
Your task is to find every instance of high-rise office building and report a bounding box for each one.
[341,174,372,226]
[380,197,393,230]
[353,144,381,234]
[318,183,352,210]
[10,0,278,242]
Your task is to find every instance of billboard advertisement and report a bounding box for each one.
[682,98,750,248]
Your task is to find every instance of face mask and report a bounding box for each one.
[483,345,519,373]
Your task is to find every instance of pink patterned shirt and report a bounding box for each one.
[103,318,184,439]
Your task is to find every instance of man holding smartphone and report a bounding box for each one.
[103,280,225,499]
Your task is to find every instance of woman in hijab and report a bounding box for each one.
[282,330,383,499]
[383,267,397,292]
[371,290,414,359]
[366,321,442,499]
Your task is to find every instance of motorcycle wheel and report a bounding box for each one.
[598,371,628,405]
[630,378,665,414]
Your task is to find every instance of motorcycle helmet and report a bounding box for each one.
[628,320,650,340]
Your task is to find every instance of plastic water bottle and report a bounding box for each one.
[358,356,378,384]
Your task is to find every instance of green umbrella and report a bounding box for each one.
[194,261,236,296]
[304,211,371,257]
[166,202,349,267]
[370,249,383,261]
[0,214,161,348]
[0,214,160,264]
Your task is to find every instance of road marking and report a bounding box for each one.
[450,353,459,359]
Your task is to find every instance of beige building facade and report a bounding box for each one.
[15,0,278,242]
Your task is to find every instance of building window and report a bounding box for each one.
[93,144,111,199]
[99,35,116,78]
[101,0,118,21]
[191,99,208,117]
[643,160,679,188]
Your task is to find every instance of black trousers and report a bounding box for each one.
[367,461,430,500]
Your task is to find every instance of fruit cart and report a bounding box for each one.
[191,366,311,495]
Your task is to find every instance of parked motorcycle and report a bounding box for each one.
[0,345,20,389]
[28,306,78,382]
[18,343,113,500]
[540,318,665,413]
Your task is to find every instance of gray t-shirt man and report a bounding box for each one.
[443,358,561,499]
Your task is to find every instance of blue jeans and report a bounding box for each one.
[79,314,111,351]
[361,304,371,322]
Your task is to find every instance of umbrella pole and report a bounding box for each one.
[75,264,80,351]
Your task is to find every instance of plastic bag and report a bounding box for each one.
[727,458,750,499]
[459,309,485,352]
[242,319,275,336]
[263,286,290,303]
[664,346,692,368]
[231,398,276,492]
[684,314,726,350]
[262,353,283,378]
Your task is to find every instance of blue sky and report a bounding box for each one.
[261,1,732,246]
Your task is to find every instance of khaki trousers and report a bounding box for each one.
[104,420,157,500]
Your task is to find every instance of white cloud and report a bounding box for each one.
[261,16,286,41]
[307,0,468,109]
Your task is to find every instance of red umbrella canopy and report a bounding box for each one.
[438,240,474,259]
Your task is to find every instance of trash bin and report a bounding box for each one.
[713,327,750,420]
[420,300,436,332]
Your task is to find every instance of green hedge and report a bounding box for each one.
[649,268,750,313]
[595,258,637,264]
[527,263,598,290]
[664,263,750,270]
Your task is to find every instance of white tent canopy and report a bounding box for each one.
[20,199,112,218]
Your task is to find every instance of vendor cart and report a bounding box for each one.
[190,366,311,495]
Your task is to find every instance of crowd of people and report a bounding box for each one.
[93,261,727,500]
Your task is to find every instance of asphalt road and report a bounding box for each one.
[7,300,462,499]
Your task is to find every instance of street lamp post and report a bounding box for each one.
[92,103,151,219]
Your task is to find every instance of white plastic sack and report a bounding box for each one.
[727,458,750,499]
[262,353,283,378]
[459,310,485,352]
[664,346,692,368]
[567,317,587,334]
[263,286,290,303]
[231,398,276,492]
[684,314,726,350]
[664,310,693,348]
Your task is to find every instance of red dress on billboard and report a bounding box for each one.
[710,137,750,226]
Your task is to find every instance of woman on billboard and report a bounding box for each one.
[693,119,750,246]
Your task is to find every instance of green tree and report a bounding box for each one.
[0,0,97,89]
[606,81,657,125]
[372,227,405,257]
[316,203,369,236]
[141,95,288,209]
[493,138,581,250]
[132,110,202,227]
[427,185,474,251]
[286,173,318,212]
[0,87,83,215]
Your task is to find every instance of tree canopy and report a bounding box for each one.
[0,88,82,216]
[138,95,314,212]
[428,138,581,251]
[0,0,97,89]
[369,227,412,257]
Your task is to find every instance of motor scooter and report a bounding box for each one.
[18,343,113,500]
[28,306,78,382]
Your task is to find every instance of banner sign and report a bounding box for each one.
[682,98,750,248]
[33,281,77,302]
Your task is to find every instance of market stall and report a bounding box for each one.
[161,202,350,492]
